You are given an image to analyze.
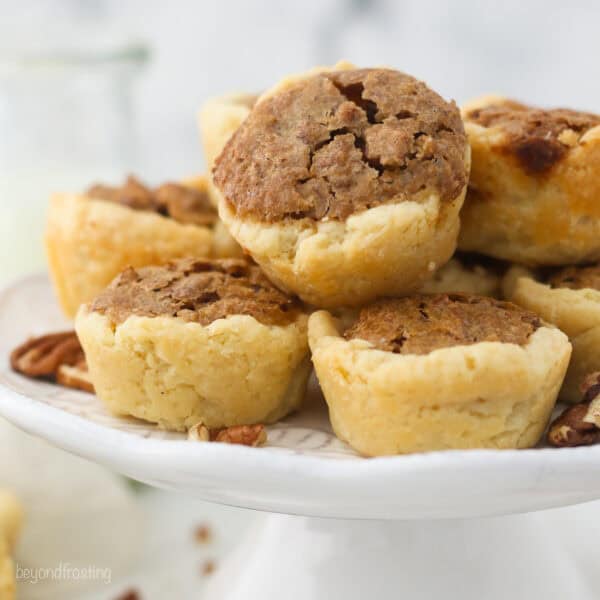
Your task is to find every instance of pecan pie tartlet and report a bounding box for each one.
[504,263,600,402]
[46,174,242,318]
[75,258,310,431]
[459,95,600,265]
[213,63,470,308]
[309,294,570,456]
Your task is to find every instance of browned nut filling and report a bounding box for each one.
[547,372,600,447]
[344,294,541,355]
[546,263,600,291]
[90,258,301,328]
[10,331,94,393]
[465,101,600,175]
[214,68,468,223]
[87,175,218,227]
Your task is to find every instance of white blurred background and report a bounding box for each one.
[1,2,600,598]
[105,0,600,177]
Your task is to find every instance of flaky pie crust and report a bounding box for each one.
[219,191,466,308]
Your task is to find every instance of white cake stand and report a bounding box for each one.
[1,275,599,599]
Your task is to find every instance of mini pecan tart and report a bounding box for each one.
[504,263,600,402]
[213,63,470,308]
[0,491,23,600]
[309,294,571,456]
[419,253,505,297]
[75,258,311,432]
[46,174,242,318]
[459,95,600,265]
[198,92,258,173]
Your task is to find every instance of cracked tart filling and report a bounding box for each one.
[89,258,301,327]
[87,175,218,227]
[344,293,541,355]
[214,67,468,222]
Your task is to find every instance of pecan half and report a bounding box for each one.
[581,371,600,403]
[581,371,600,428]
[187,422,267,447]
[10,331,94,393]
[11,331,82,376]
[547,371,600,447]
[547,404,600,447]
[212,424,267,446]
[56,360,95,394]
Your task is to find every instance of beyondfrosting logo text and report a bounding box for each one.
[15,562,112,585]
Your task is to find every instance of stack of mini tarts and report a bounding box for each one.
[204,64,573,455]
[46,174,242,318]
[63,67,596,456]
[212,64,471,308]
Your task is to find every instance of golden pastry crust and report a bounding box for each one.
[504,265,600,402]
[219,191,465,308]
[76,260,310,431]
[0,492,23,600]
[77,309,310,431]
[419,255,502,297]
[459,95,600,265]
[308,308,570,456]
[198,92,258,171]
[214,63,470,308]
[46,175,242,318]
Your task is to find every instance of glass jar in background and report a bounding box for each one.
[0,37,148,282]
